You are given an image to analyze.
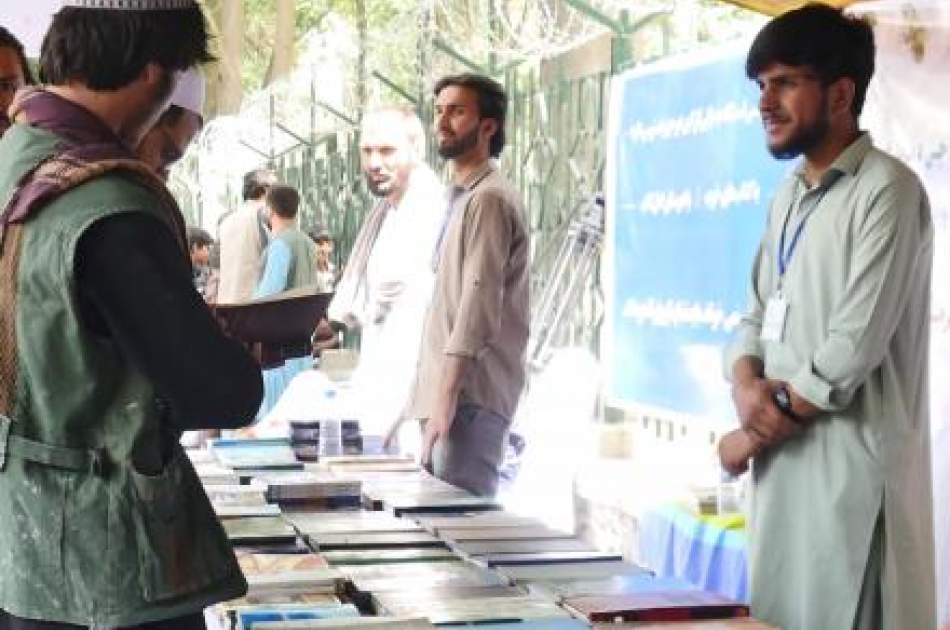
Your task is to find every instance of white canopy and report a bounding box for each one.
[3,0,62,57]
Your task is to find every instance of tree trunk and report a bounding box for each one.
[264,0,295,86]
[214,0,244,114]
[355,0,368,119]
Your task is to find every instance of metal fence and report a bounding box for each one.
[168,3,758,360]
[170,49,616,357]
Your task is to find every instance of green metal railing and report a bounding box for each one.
[169,2,681,355]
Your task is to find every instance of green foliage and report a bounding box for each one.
[238,0,419,97]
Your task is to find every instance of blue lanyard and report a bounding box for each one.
[778,185,828,279]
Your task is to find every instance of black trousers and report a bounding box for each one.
[0,610,206,630]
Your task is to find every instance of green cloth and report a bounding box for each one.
[0,124,245,626]
[274,226,318,291]
[726,133,936,630]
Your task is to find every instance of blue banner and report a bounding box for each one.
[605,45,790,419]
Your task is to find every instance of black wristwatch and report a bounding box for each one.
[771,385,801,422]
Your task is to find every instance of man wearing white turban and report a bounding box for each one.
[137,65,205,180]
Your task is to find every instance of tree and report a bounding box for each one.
[264,0,296,86]
[203,0,245,115]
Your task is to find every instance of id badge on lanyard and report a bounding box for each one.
[762,289,788,342]
[762,185,822,342]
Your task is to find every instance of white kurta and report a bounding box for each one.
[726,134,936,630]
[217,201,266,304]
[345,165,444,435]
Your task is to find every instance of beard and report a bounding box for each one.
[437,125,479,159]
[766,94,831,160]
[365,174,393,198]
[767,116,830,160]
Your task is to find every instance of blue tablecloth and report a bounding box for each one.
[638,504,748,602]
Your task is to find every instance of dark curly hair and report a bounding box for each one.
[746,3,874,119]
[40,6,214,90]
[434,73,508,158]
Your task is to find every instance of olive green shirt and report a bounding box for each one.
[726,133,936,630]
[408,161,529,422]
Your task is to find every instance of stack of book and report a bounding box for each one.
[310,530,447,552]
[374,592,570,624]
[240,618,435,630]
[223,515,299,547]
[194,461,241,486]
[498,560,653,587]
[526,574,695,600]
[231,603,361,629]
[315,455,419,475]
[562,590,750,623]
[341,561,508,596]
[424,520,618,567]
[341,420,362,455]
[251,471,361,507]
[207,551,348,630]
[211,438,303,471]
[206,485,281,519]
[414,511,541,534]
[320,548,458,566]
[590,621,776,629]
[289,421,322,462]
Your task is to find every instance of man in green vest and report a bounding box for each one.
[0,1,263,628]
[254,184,318,417]
[255,184,318,299]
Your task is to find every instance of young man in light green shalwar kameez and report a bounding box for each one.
[720,5,937,630]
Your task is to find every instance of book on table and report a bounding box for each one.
[562,590,751,623]
[499,560,652,584]
[222,515,298,545]
[321,547,459,565]
[246,618,434,630]
[454,537,596,555]
[211,438,303,471]
[476,550,623,567]
[309,531,446,551]
[589,621,776,630]
[439,525,574,542]
[375,594,571,624]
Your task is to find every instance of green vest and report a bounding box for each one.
[273,226,317,291]
[0,125,246,625]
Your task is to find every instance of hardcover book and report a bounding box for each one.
[237,552,330,575]
[211,438,303,470]
[477,550,623,567]
[499,561,652,584]
[455,538,596,555]
[562,590,751,623]
[377,595,570,624]
[223,516,298,545]
[415,512,542,534]
[321,548,459,565]
[248,618,434,630]
[285,511,421,535]
[439,525,573,542]
[310,531,446,551]
[590,620,776,629]
[215,503,283,519]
